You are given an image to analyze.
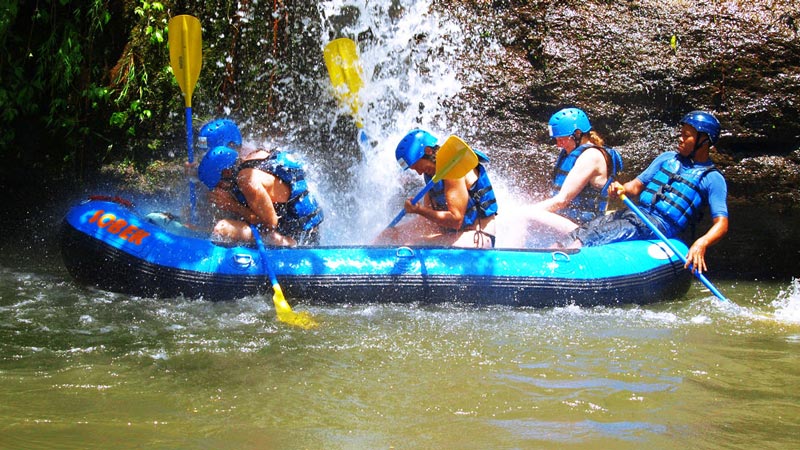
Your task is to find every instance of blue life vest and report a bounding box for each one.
[638,153,717,232]
[234,151,324,236]
[551,143,623,224]
[425,149,498,229]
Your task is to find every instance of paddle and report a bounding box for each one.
[617,191,729,302]
[387,135,480,228]
[251,225,318,329]
[168,14,202,222]
[323,37,367,143]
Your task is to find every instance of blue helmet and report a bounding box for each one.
[548,108,592,138]
[395,129,438,170]
[680,111,721,144]
[198,146,238,189]
[198,119,242,149]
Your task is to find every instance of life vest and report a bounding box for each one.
[551,143,623,224]
[638,153,717,232]
[425,149,498,229]
[233,151,324,236]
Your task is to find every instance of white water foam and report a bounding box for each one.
[771,278,800,324]
[316,0,532,246]
[317,0,464,243]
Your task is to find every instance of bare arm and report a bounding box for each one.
[237,169,280,229]
[405,177,469,230]
[208,189,253,220]
[534,149,606,212]
[610,178,646,199]
[685,216,728,273]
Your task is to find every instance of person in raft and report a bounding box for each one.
[182,118,273,186]
[559,110,728,274]
[524,107,623,244]
[148,118,271,236]
[374,129,499,248]
[196,118,273,160]
[196,144,324,247]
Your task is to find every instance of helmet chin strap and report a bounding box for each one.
[689,134,710,160]
[571,131,583,150]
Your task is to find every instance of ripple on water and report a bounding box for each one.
[490,418,668,443]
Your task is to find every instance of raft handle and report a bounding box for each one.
[551,251,571,263]
[233,253,255,268]
[396,246,415,258]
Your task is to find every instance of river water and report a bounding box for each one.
[1,249,799,449]
[1,175,798,449]
[2,194,800,448]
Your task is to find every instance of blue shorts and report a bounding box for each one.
[565,209,658,247]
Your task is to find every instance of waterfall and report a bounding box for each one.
[313,0,459,244]
[311,0,528,246]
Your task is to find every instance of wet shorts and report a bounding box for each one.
[565,209,657,247]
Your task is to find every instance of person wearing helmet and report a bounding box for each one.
[186,118,246,180]
[153,119,272,235]
[189,119,264,176]
[198,118,243,150]
[524,107,624,245]
[374,129,499,248]
[197,145,324,246]
[562,110,728,274]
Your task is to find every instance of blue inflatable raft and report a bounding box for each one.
[60,197,692,306]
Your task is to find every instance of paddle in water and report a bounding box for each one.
[251,225,318,329]
[617,189,729,302]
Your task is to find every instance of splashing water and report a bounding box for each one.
[772,278,800,323]
[311,0,530,247]
[142,0,530,247]
[315,0,468,244]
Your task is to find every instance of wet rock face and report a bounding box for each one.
[448,0,800,206]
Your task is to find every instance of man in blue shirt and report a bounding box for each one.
[562,111,729,274]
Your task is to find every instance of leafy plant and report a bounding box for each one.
[0,0,177,178]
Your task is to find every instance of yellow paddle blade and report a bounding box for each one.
[272,284,318,329]
[431,135,479,183]
[323,38,363,126]
[168,15,202,107]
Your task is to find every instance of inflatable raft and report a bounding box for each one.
[60,197,692,307]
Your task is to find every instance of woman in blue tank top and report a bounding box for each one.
[523,107,623,247]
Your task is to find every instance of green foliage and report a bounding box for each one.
[2,1,99,166]
[135,1,166,44]
[0,0,178,179]
[0,0,323,181]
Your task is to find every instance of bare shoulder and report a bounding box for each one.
[238,166,277,187]
[575,147,607,168]
[243,149,270,160]
[444,176,470,192]
[581,145,608,160]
